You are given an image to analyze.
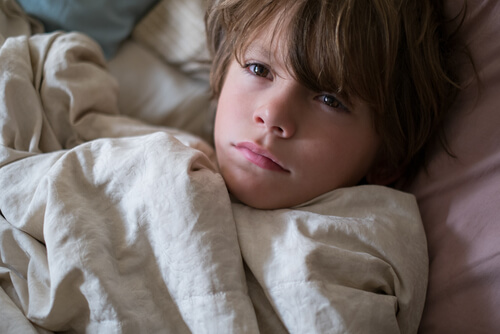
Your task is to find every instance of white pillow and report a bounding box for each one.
[131,0,210,80]
[107,39,213,143]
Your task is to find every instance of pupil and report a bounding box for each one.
[254,65,266,76]
[324,96,339,108]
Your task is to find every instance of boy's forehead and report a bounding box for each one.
[244,26,289,63]
[245,43,272,60]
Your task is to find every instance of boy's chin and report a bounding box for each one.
[228,188,302,210]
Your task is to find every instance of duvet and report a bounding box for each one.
[0,27,428,334]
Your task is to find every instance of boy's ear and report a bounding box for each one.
[365,164,402,186]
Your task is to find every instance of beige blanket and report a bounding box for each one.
[0,4,428,333]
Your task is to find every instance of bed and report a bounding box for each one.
[1,0,499,333]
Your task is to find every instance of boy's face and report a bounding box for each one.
[214,30,381,209]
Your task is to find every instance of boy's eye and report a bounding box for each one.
[320,94,349,112]
[246,63,271,79]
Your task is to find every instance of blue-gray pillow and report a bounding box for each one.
[16,0,159,58]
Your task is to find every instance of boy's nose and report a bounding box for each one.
[253,96,297,138]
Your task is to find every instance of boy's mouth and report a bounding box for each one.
[234,142,290,173]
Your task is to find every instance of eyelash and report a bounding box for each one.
[243,62,349,113]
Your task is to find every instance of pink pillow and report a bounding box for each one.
[402,1,500,332]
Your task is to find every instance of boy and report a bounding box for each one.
[205,0,459,209]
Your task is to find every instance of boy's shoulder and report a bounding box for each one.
[232,184,427,333]
[295,185,420,220]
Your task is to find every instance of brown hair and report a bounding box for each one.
[205,0,462,182]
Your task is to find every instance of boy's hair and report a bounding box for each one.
[205,0,462,182]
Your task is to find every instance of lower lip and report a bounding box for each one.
[236,147,288,172]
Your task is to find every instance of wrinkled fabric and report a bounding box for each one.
[0,14,428,334]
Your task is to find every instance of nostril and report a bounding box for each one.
[253,111,294,138]
[255,116,265,124]
[272,126,284,134]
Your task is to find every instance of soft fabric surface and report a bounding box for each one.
[0,15,428,334]
[0,0,42,38]
[15,0,159,58]
[107,39,213,144]
[401,1,500,332]
[132,0,210,79]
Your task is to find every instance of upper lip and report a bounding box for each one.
[234,142,290,172]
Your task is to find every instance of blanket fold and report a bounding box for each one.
[0,132,259,333]
[0,27,258,333]
[234,186,427,334]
